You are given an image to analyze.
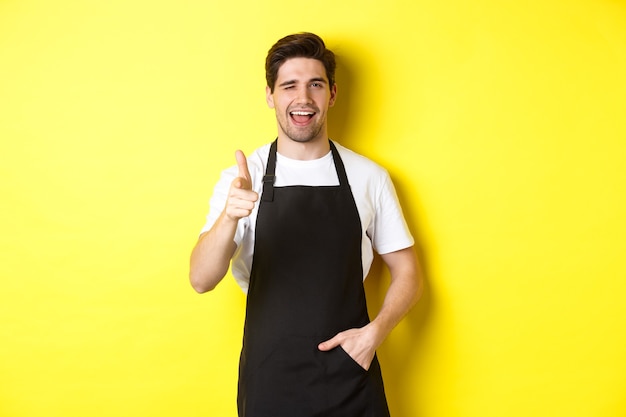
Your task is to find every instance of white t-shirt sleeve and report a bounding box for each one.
[368,172,414,254]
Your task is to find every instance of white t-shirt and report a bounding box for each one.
[201,141,414,292]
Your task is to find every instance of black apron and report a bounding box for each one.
[237,140,390,417]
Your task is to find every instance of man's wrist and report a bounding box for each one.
[367,319,389,350]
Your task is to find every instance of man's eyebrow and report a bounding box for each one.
[278,80,297,88]
[277,78,328,87]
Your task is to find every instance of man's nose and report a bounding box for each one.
[294,87,312,103]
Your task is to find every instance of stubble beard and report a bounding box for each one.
[277,113,326,144]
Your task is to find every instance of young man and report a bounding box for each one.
[190,32,422,417]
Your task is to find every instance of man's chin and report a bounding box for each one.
[286,135,316,143]
[277,120,324,144]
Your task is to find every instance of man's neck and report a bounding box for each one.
[276,136,331,160]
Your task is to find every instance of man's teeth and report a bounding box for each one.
[291,111,314,116]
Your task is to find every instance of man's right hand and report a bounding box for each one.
[189,150,257,292]
[224,150,259,221]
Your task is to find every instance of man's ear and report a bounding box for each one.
[329,83,337,107]
[266,86,275,108]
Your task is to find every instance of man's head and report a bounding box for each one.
[265,32,336,93]
[264,33,338,147]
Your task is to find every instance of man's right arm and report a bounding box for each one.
[189,150,258,293]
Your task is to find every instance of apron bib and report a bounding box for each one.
[237,140,390,417]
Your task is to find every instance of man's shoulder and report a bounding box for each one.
[332,141,388,177]
[248,142,272,162]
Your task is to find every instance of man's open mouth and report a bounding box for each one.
[290,110,315,124]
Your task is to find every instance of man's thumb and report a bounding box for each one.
[318,336,340,352]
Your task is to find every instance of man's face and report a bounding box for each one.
[266,57,337,144]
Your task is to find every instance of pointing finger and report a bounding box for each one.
[235,150,251,189]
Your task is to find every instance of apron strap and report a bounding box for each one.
[262,140,278,202]
[329,140,350,189]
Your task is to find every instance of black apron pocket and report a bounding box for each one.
[320,347,390,417]
[335,345,369,372]
[322,346,371,415]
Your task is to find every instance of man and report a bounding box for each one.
[190,32,422,417]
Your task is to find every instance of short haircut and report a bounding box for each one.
[265,32,336,92]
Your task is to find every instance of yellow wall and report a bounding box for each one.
[1,1,625,416]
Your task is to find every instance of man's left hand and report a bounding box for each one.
[317,324,383,371]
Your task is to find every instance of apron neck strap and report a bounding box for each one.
[329,140,349,188]
[262,140,278,202]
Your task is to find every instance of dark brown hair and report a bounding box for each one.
[265,32,336,92]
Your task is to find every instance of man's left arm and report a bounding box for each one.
[318,246,423,370]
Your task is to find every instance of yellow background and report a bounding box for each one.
[1,1,625,416]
